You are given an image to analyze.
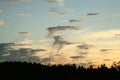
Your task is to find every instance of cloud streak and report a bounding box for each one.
[18,32,31,35]
[70,55,85,59]
[69,20,83,23]
[86,13,100,16]
[47,26,82,37]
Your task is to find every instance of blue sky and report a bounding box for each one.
[0,0,120,67]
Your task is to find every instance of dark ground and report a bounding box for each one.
[0,61,120,80]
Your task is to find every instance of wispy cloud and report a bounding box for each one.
[49,8,70,16]
[70,55,85,59]
[0,20,4,26]
[86,13,100,16]
[77,43,93,50]
[69,20,83,23]
[44,0,64,6]
[47,26,82,37]
[100,49,113,52]
[52,35,74,52]
[18,32,31,35]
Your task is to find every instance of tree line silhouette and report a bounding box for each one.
[0,61,120,80]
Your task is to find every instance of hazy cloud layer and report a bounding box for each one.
[44,0,64,6]
[49,8,70,16]
[86,13,100,16]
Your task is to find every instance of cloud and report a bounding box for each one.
[32,49,47,52]
[115,34,120,37]
[78,52,88,54]
[77,43,93,50]
[0,9,5,12]
[86,13,100,16]
[83,29,120,40]
[47,26,82,37]
[20,13,31,16]
[100,49,112,52]
[52,35,74,52]
[70,55,85,59]
[69,20,83,23]
[49,8,70,16]
[104,59,111,61]
[0,43,47,62]
[18,32,31,35]
[100,49,116,53]
[44,0,64,6]
[0,20,4,26]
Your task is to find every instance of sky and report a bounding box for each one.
[0,0,120,67]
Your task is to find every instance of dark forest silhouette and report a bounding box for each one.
[0,61,120,80]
